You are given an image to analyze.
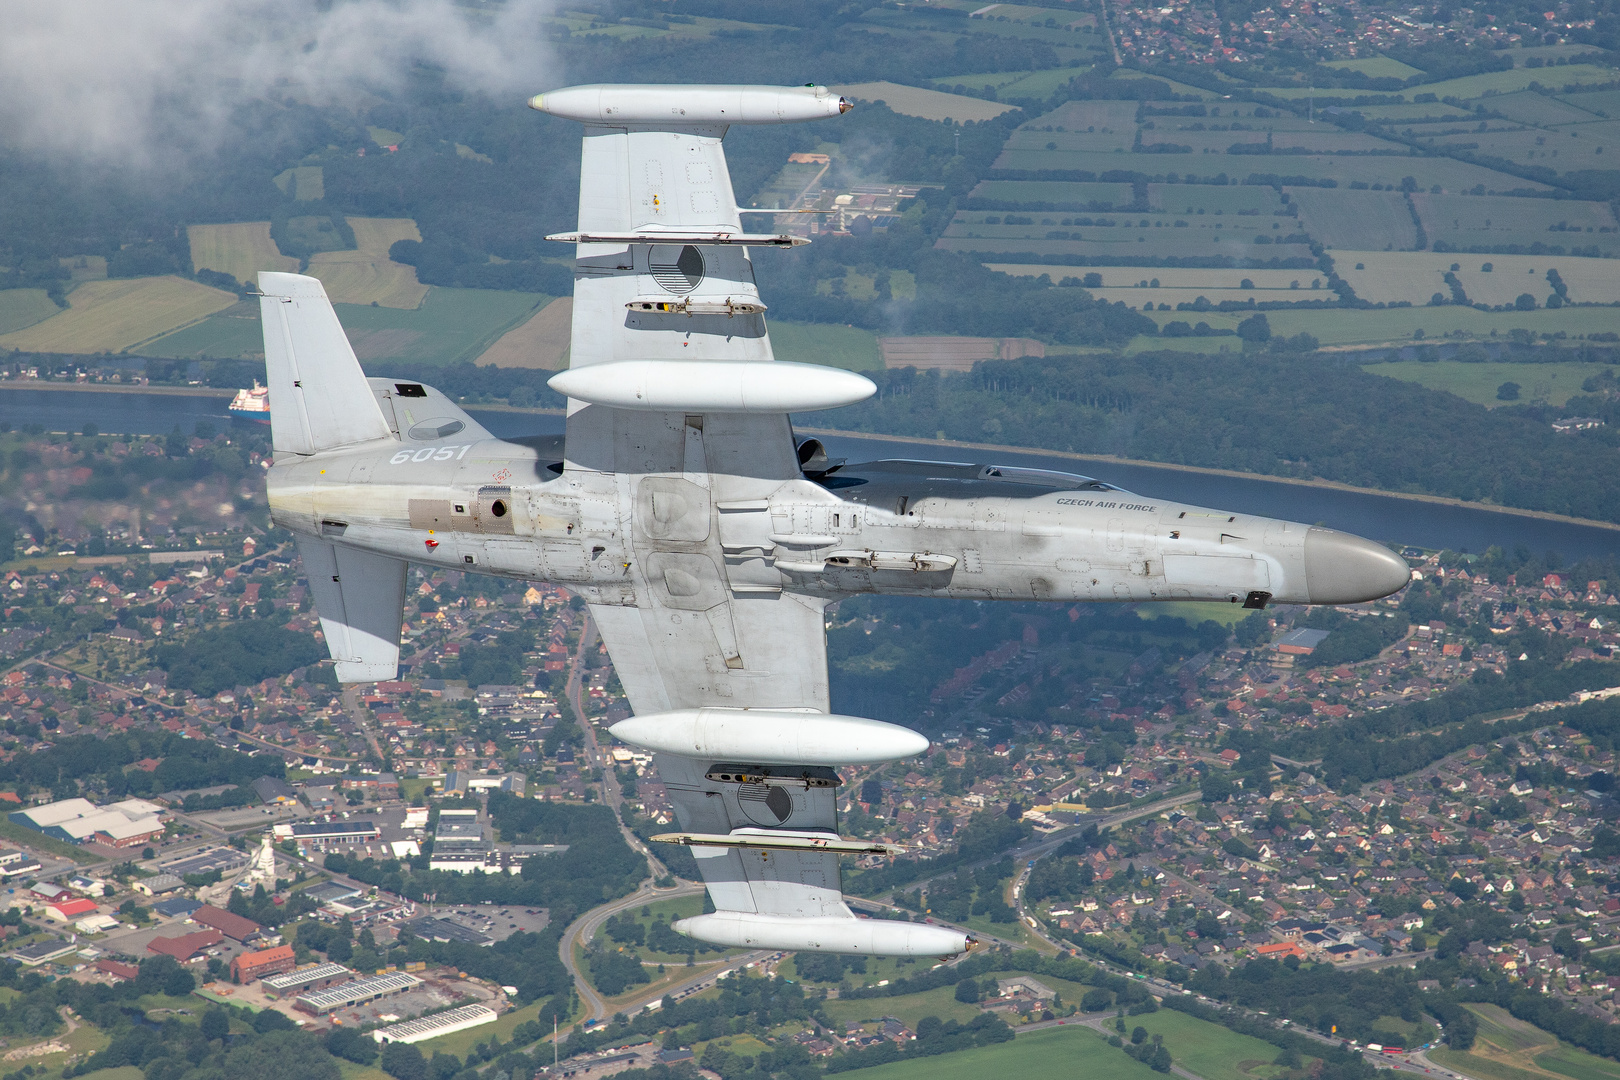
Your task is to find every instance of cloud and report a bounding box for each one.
[0,0,555,165]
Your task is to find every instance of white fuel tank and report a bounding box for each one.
[548,360,875,413]
[610,708,928,766]
[675,912,972,956]
[529,84,850,125]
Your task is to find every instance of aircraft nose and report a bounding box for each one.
[1303,527,1411,604]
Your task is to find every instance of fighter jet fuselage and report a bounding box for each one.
[268,401,1409,611]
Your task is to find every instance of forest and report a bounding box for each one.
[808,354,1620,525]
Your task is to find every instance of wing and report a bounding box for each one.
[537,84,966,956]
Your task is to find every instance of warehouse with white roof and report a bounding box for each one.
[10,797,166,848]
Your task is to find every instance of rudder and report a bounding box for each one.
[258,272,392,455]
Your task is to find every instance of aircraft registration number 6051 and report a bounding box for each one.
[390,444,474,465]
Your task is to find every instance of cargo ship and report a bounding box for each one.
[228,382,270,424]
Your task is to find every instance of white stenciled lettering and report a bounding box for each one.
[387,445,473,466]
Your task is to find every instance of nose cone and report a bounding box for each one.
[1304,527,1411,604]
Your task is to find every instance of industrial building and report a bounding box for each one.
[293,971,421,1015]
[261,961,353,998]
[272,819,380,843]
[230,944,296,983]
[192,905,262,942]
[147,929,222,961]
[9,797,165,848]
[373,1004,497,1044]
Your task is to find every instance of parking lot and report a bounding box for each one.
[424,904,550,942]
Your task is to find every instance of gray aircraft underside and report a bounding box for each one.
[257,83,1409,959]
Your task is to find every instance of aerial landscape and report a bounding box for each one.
[0,1,1619,1080]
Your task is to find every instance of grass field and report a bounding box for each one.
[475,296,570,369]
[1562,90,1620,117]
[1269,303,1620,344]
[823,985,983,1029]
[1486,90,1603,126]
[1428,1003,1620,1080]
[271,165,324,201]
[1289,188,1418,251]
[1365,359,1607,408]
[142,302,265,359]
[1410,193,1620,258]
[337,286,546,366]
[188,222,298,288]
[1130,1008,1318,1080]
[0,277,237,355]
[970,180,1137,207]
[1333,250,1620,306]
[988,148,1541,194]
[1352,103,1477,120]
[1148,184,1280,214]
[307,217,428,308]
[771,320,882,370]
[1117,303,1620,347]
[1322,55,1425,79]
[834,1024,1156,1080]
[832,82,1016,122]
[0,289,63,335]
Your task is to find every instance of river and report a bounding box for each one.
[0,386,1613,561]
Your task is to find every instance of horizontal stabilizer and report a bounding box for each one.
[297,537,407,683]
[259,273,392,456]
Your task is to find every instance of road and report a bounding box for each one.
[558,878,706,1022]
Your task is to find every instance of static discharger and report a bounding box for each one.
[651,830,903,856]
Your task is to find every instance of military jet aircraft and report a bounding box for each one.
[257,83,1409,958]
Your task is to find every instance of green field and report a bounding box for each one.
[1290,188,1418,251]
[971,180,1137,208]
[1322,55,1425,79]
[1427,1003,1620,1080]
[772,320,882,371]
[1562,90,1620,117]
[1486,90,1603,126]
[987,148,1542,194]
[272,166,324,202]
[0,817,103,863]
[0,277,238,355]
[0,289,63,335]
[822,985,985,1030]
[1150,184,1281,214]
[1118,304,1620,348]
[834,1024,1156,1080]
[1130,1008,1319,1080]
[143,302,265,358]
[1412,193,1620,257]
[1365,359,1609,407]
[338,287,545,366]
[149,285,545,365]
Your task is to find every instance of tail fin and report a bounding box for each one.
[258,272,392,456]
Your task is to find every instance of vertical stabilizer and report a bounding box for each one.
[258,272,392,456]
